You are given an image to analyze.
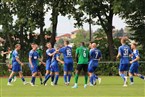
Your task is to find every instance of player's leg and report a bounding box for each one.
[72,64,82,88]
[129,64,134,85]
[54,72,59,85]
[18,71,28,85]
[43,64,55,85]
[43,71,52,86]
[134,65,145,80]
[67,62,73,85]
[38,72,43,84]
[129,72,134,85]
[53,64,59,85]
[7,71,15,85]
[88,72,94,86]
[30,72,37,86]
[51,72,55,85]
[63,64,68,85]
[135,73,145,80]
[119,64,128,86]
[37,65,43,84]
[83,64,88,88]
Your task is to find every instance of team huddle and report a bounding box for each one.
[6,38,145,88]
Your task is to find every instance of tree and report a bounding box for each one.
[49,0,77,47]
[115,0,145,59]
[72,29,90,46]
[72,0,121,60]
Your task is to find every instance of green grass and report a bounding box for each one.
[0,76,144,97]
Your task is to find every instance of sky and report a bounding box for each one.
[0,12,127,36]
[43,12,127,35]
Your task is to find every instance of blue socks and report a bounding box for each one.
[8,78,12,83]
[130,76,133,83]
[44,74,51,84]
[54,75,59,85]
[68,74,72,83]
[139,75,144,80]
[31,77,36,84]
[90,75,94,84]
[21,77,25,82]
[64,74,67,83]
[51,75,54,82]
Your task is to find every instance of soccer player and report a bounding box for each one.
[59,40,73,85]
[129,43,145,85]
[116,38,132,87]
[43,47,64,86]
[44,42,56,85]
[29,43,44,86]
[88,43,102,86]
[7,44,27,86]
[72,42,89,88]
[36,45,44,84]
[89,42,99,85]
[2,47,17,82]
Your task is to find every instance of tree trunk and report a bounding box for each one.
[50,6,58,47]
[7,34,13,49]
[106,30,115,60]
[19,25,24,60]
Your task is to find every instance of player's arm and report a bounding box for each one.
[75,48,79,63]
[98,51,102,61]
[38,58,46,66]
[130,51,140,64]
[47,50,56,57]
[130,56,140,64]
[116,47,121,60]
[15,53,24,66]
[29,52,34,68]
[56,54,64,64]
[1,51,9,55]
[29,57,34,68]
[16,57,24,66]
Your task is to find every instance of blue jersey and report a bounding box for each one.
[52,53,60,63]
[59,46,73,63]
[118,45,132,64]
[46,48,55,61]
[12,50,19,65]
[132,50,139,65]
[90,48,102,61]
[29,50,39,66]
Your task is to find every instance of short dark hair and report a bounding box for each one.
[65,40,69,45]
[81,42,85,46]
[89,41,94,44]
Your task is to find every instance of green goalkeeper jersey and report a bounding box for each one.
[76,46,89,64]
[37,49,43,66]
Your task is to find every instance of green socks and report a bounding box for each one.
[75,74,79,83]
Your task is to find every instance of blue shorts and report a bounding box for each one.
[119,63,129,72]
[29,64,38,74]
[129,63,139,74]
[63,62,73,72]
[51,62,59,72]
[88,60,98,67]
[12,63,22,72]
[88,66,97,73]
[46,60,51,71]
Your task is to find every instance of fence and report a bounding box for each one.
[0,61,145,76]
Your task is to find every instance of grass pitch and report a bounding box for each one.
[0,76,144,97]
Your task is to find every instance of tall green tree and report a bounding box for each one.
[72,0,120,60]
[48,0,77,47]
[115,0,145,59]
